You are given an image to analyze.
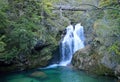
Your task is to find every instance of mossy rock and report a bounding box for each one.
[72,45,114,76]
[93,19,111,37]
[91,64,114,76]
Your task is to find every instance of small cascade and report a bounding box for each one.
[59,23,85,66]
[73,23,85,52]
[45,23,85,68]
[59,25,74,66]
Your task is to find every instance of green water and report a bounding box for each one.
[0,66,117,82]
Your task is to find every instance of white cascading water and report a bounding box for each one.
[59,23,85,66]
[44,23,85,68]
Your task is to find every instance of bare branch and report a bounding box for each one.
[54,6,87,11]
[53,3,100,11]
[53,3,120,11]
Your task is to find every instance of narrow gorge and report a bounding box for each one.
[0,0,119,82]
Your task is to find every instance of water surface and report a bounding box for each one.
[0,66,117,82]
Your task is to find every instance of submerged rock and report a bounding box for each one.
[30,71,47,79]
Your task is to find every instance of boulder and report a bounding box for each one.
[72,45,114,76]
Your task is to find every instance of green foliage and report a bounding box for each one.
[108,42,120,64]
[98,0,120,51]
[0,41,6,52]
[99,0,118,7]
[108,42,120,56]
[94,19,111,37]
[0,0,8,9]
[0,10,9,32]
[0,0,59,60]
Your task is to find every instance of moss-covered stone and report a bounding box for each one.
[72,45,115,76]
[91,63,114,76]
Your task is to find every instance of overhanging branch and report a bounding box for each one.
[53,3,120,11]
[53,4,100,11]
[54,6,87,11]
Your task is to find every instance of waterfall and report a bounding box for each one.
[45,23,85,68]
[59,23,85,66]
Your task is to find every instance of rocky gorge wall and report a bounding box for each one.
[72,18,120,79]
[71,0,120,79]
[0,0,119,76]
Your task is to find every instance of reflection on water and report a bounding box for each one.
[0,66,117,82]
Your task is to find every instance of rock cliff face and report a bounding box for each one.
[71,1,120,77]
[72,19,120,79]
